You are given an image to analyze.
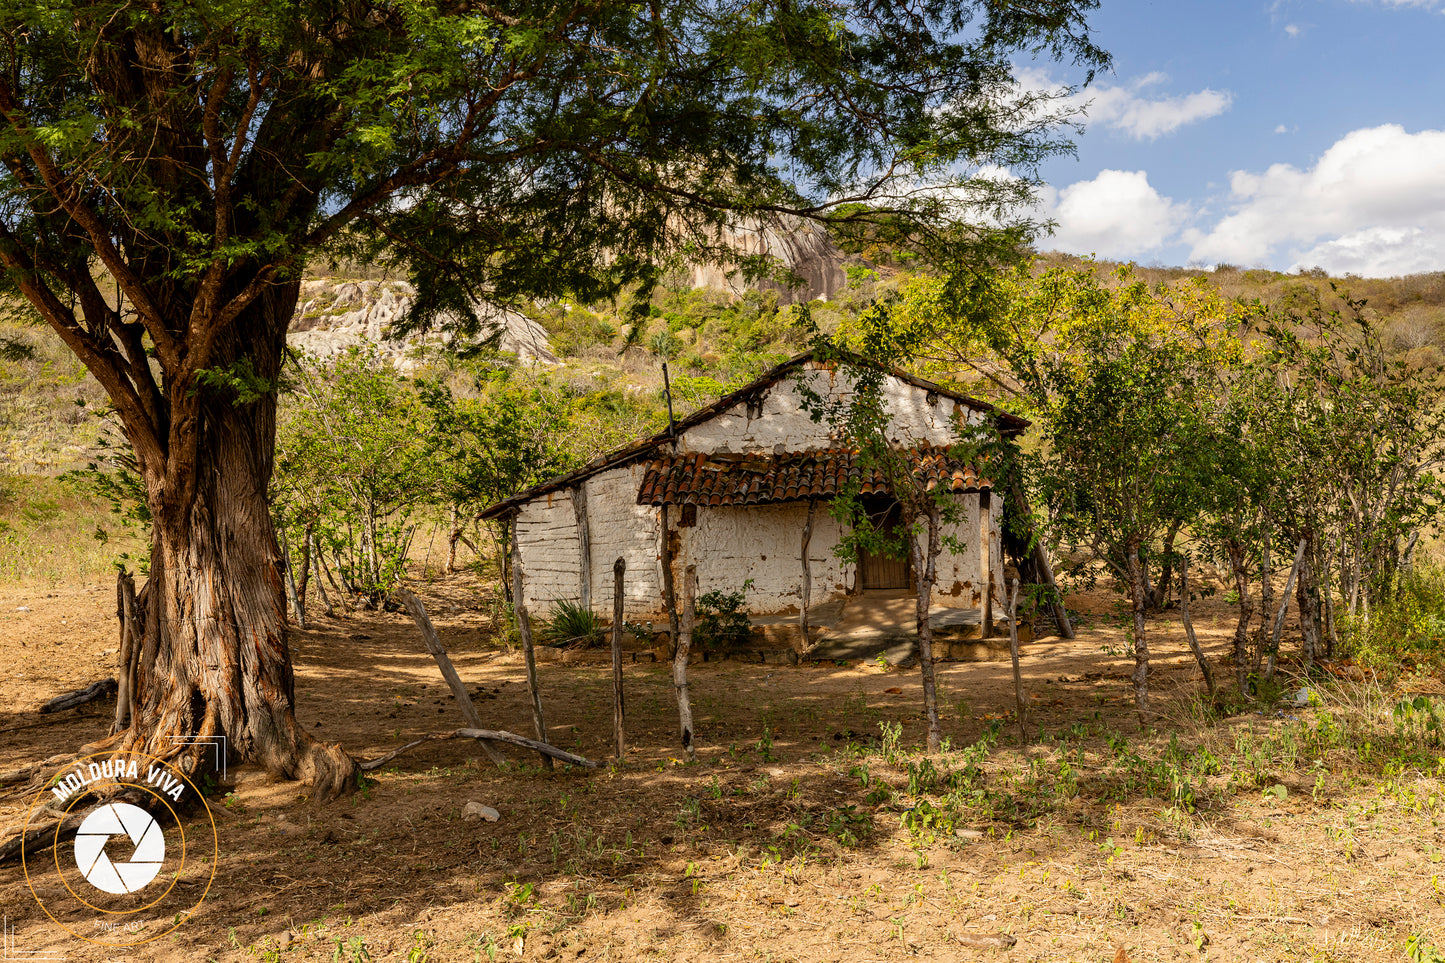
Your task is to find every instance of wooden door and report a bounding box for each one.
[858,500,912,590]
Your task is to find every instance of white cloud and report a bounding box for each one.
[1188,124,1445,274]
[1285,23,1302,36]
[1016,69,1232,141]
[1273,124,1292,134]
[1349,0,1444,8]
[1037,170,1188,260]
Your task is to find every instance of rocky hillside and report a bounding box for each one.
[684,214,848,304]
[288,278,558,370]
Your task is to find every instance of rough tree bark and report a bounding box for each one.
[106,289,355,798]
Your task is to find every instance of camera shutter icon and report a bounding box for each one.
[73,803,166,894]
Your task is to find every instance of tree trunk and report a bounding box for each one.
[446,504,461,573]
[1150,520,1182,611]
[912,504,944,753]
[510,518,552,768]
[310,532,335,617]
[1179,557,1216,700]
[1125,538,1151,718]
[1007,579,1026,744]
[1225,538,1254,698]
[118,288,355,797]
[1256,523,1274,677]
[279,527,306,630]
[295,524,312,618]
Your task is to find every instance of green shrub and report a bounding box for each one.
[1343,564,1445,675]
[695,580,753,650]
[539,598,605,648]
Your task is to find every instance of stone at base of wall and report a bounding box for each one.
[527,645,801,665]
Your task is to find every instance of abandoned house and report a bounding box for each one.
[480,351,1030,646]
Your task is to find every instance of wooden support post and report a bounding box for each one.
[510,518,553,768]
[1180,558,1216,700]
[675,565,697,760]
[1007,579,1026,743]
[611,557,627,760]
[799,499,815,655]
[573,486,592,612]
[659,505,680,656]
[399,589,506,765]
[980,490,994,637]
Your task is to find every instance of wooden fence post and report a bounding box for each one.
[675,565,697,761]
[511,518,553,768]
[612,557,626,760]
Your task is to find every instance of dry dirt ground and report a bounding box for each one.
[2,575,1444,963]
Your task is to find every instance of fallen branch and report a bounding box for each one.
[39,678,116,714]
[0,813,89,864]
[360,728,601,772]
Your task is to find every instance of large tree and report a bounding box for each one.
[0,0,1105,794]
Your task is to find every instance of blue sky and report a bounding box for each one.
[1025,0,1445,276]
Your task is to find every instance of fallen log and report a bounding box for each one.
[0,813,88,864]
[360,728,601,772]
[39,678,116,714]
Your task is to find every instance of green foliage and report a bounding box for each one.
[193,359,278,405]
[1344,565,1445,676]
[275,349,435,601]
[539,599,606,648]
[695,582,755,650]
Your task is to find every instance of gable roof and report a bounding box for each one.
[480,349,1026,520]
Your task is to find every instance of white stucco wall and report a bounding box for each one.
[581,464,664,617]
[515,492,581,613]
[677,501,853,615]
[927,492,1005,610]
[678,364,986,455]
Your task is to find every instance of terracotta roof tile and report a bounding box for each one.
[637,447,988,507]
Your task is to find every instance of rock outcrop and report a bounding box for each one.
[685,215,848,304]
[287,279,557,370]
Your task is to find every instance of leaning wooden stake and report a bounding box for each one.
[399,589,505,765]
[1007,579,1027,743]
[611,557,627,760]
[1266,538,1308,680]
[674,565,697,760]
[511,521,553,768]
[1179,558,1216,700]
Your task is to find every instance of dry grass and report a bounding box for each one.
[0,475,143,586]
[2,576,1444,962]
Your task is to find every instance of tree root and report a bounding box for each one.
[361,729,601,772]
[39,678,116,713]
